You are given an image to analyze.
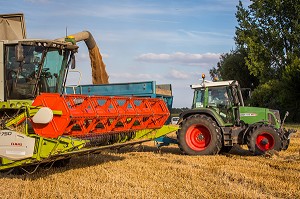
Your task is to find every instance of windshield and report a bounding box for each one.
[193,89,205,108]
[208,87,229,107]
[192,86,233,109]
[5,44,70,99]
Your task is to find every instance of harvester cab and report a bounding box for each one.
[0,13,78,101]
[2,40,77,101]
[177,74,294,156]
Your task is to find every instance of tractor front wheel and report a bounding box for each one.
[177,114,222,155]
[247,125,282,155]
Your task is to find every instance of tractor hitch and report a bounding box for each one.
[280,128,296,150]
[278,111,296,150]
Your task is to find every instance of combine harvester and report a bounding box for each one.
[0,13,177,172]
[0,14,294,173]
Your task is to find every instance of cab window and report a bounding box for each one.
[193,89,205,108]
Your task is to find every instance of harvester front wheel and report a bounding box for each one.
[177,114,222,155]
[247,125,282,155]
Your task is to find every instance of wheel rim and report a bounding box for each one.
[256,132,275,151]
[185,124,211,151]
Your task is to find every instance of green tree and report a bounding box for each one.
[210,49,259,89]
[235,0,300,82]
[235,0,300,121]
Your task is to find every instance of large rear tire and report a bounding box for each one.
[177,114,222,155]
[247,125,282,155]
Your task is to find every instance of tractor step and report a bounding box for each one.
[221,126,243,146]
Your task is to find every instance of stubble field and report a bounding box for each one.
[0,125,299,199]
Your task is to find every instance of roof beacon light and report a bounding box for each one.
[65,35,76,44]
[201,73,205,82]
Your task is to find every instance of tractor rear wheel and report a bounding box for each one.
[177,114,222,155]
[247,125,282,155]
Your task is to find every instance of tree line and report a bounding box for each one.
[210,0,300,122]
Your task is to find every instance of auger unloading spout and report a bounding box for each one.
[56,31,109,84]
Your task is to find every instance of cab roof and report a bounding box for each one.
[191,80,239,89]
[1,39,78,50]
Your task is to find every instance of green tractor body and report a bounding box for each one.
[177,79,293,155]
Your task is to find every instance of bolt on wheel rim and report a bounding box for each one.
[186,125,211,151]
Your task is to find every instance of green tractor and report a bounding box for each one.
[177,75,294,155]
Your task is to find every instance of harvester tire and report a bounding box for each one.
[247,125,282,155]
[177,114,222,155]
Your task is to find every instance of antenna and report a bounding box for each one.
[66,26,68,37]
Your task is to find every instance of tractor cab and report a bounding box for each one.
[191,79,244,124]
[190,76,282,128]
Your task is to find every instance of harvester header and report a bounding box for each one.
[32,93,170,138]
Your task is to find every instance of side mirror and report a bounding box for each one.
[15,43,24,62]
[71,54,76,69]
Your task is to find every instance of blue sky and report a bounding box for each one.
[1,0,250,107]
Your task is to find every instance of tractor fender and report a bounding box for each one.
[178,108,225,127]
